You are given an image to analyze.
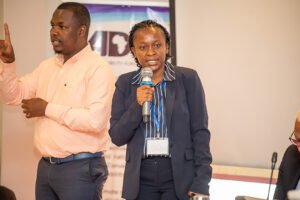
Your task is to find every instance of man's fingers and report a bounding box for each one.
[21,99,30,103]
[4,23,11,43]
[21,99,31,110]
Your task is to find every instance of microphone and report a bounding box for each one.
[140,67,153,123]
[267,152,277,200]
[271,152,277,170]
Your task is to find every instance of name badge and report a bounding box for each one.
[146,138,169,156]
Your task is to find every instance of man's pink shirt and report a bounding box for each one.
[0,45,115,157]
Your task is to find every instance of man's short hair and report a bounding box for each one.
[57,2,91,33]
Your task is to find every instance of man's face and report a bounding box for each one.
[294,119,300,152]
[131,27,169,74]
[50,9,81,60]
[294,132,300,152]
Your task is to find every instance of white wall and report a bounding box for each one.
[0,0,3,183]
[0,0,2,40]
[175,0,300,168]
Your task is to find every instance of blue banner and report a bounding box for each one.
[86,4,170,77]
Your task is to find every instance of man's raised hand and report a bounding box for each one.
[0,23,15,63]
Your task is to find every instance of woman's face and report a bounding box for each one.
[131,27,169,74]
[294,119,300,152]
[294,132,300,152]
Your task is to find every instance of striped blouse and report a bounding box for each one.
[131,63,176,156]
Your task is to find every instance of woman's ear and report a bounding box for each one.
[131,47,136,57]
[166,43,170,55]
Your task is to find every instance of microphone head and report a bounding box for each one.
[271,152,277,163]
[141,67,153,78]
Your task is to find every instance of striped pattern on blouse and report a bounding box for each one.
[131,63,176,156]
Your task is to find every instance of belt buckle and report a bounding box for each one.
[49,157,56,164]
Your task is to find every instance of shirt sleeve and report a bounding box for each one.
[109,76,143,146]
[45,65,115,134]
[183,69,212,195]
[0,61,39,105]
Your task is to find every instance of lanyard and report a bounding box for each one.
[150,80,166,138]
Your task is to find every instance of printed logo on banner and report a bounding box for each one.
[85,4,170,77]
[89,31,130,57]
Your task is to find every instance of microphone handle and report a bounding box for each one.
[267,166,275,200]
[143,101,151,123]
[271,162,276,170]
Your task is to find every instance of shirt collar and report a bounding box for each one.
[55,44,91,66]
[131,62,176,85]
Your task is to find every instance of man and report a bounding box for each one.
[274,116,300,200]
[0,2,115,200]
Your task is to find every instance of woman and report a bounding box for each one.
[109,20,212,200]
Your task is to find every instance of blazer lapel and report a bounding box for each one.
[166,80,176,134]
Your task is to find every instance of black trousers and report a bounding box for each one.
[132,157,180,200]
[35,156,108,200]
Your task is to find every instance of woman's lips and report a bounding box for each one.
[146,60,159,65]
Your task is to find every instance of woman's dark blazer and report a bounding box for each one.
[274,145,300,200]
[109,66,212,200]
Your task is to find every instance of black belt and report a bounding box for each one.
[43,152,103,164]
[143,155,171,159]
